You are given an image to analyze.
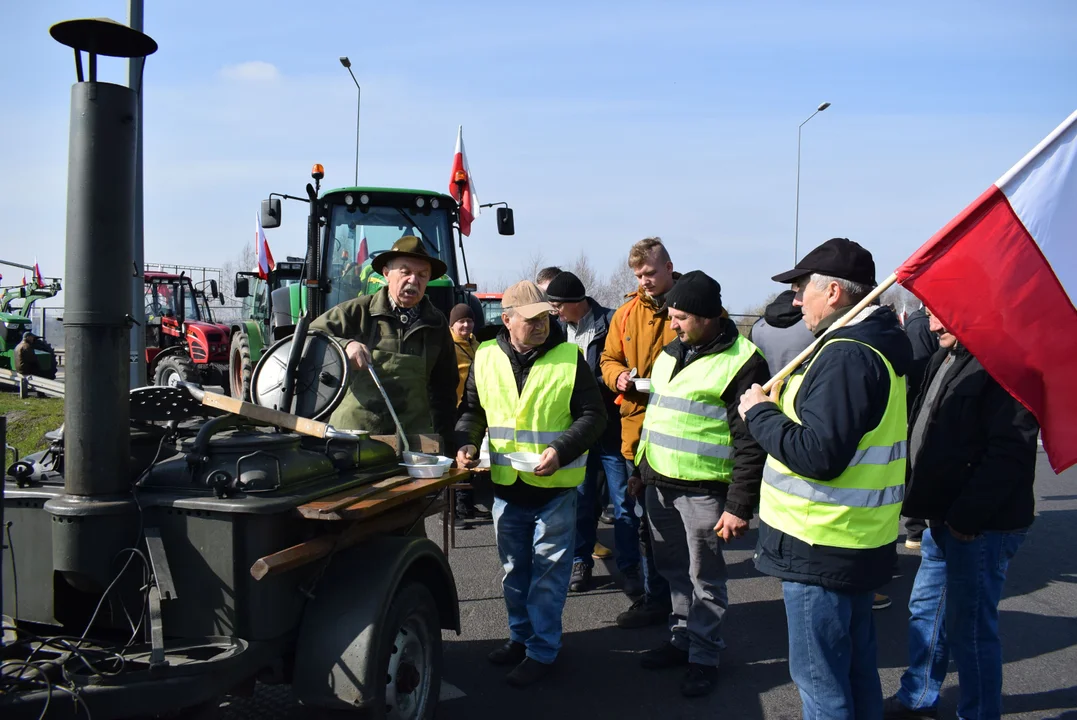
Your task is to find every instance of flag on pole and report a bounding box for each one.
[256,212,276,280]
[449,125,480,236]
[357,226,369,265]
[33,259,43,286]
[896,108,1077,472]
[21,275,27,286]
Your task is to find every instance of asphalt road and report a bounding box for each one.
[223,450,1077,719]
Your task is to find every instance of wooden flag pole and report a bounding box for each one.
[761,272,899,393]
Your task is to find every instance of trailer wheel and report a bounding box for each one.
[377,581,442,720]
[229,331,253,400]
[155,354,198,388]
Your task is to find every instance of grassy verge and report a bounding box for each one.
[0,392,64,459]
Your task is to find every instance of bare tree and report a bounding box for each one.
[570,252,599,297]
[595,261,638,308]
[733,293,778,337]
[220,243,257,303]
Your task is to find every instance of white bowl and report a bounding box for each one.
[633,378,652,392]
[505,451,543,473]
[399,455,453,479]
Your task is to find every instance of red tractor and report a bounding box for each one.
[144,271,232,389]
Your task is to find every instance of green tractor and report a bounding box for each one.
[228,164,512,399]
[228,257,305,398]
[0,262,62,377]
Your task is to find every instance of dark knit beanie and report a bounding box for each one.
[544,271,586,302]
[449,303,474,325]
[664,270,723,319]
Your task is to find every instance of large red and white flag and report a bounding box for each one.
[256,213,275,280]
[449,125,480,236]
[896,108,1077,472]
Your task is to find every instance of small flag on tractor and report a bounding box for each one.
[357,226,369,265]
[449,125,480,236]
[33,259,44,286]
[256,213,276,280]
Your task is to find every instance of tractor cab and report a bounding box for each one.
[144,271,231,387]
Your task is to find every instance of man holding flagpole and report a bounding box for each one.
[738,238,912,720]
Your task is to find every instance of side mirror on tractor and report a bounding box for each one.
[234,276,250,298]
[210,279,220,299]
[261,197,282,229]
[496,207,515,236]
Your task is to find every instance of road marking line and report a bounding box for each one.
[439,682,466,701]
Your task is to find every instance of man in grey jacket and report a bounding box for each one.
[750,290,815,377]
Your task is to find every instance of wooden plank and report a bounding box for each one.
[199,391,331,438]
[251,503,428,581]
[297,468,468,521]
[317,476,415,515]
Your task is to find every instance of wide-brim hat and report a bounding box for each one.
[371,235,448,279]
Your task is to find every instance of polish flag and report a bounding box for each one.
[449,125,480,236]
[896,108,1077,472]
[357,226,369,265]
[256,213,276,280]
[33,259,43,286]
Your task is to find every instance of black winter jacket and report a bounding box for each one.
[904,307,939,403]
[902,346,1038,534]
[745,305,913,593]
[637,318,770,520]
[454,322,607,507]
[561,298,622,454]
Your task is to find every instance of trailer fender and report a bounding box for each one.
[291,535,459,710]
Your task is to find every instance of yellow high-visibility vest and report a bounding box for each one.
[759,338,906,549]
[637,335,760,481]
[475,340,586,488]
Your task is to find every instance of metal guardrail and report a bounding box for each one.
[0,368,65,398]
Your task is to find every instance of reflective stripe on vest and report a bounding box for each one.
[759,337,907,549]
[475,340,585,488]
[636,335,760,482]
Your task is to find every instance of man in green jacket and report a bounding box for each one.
[310,236,459,449]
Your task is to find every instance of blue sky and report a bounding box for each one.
[2,1,1075,310]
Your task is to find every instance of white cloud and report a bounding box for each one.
[219,61,280,82]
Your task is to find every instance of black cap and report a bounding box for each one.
[771,238,876,286]
[664,270,723,319]
[449,303,474,325]
[544,271,587,303]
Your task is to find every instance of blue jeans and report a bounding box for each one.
[783,581,882,720]
[492,490,577,664]
[897,526,1026,719]
[574,450,640,571]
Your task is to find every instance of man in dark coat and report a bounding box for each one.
[884,309,1038,720]
[901,305,940,549]
[545,271,639,595]
[13,331,40,375]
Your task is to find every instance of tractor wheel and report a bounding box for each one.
[229,332,253,401]
[154,355,198,388]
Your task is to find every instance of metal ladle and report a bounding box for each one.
[366,365,437,465]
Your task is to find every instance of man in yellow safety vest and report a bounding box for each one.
[456,280,607,688]
[738,238,913,719]
[629,270,770,698]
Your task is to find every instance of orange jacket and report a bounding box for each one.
[599,289,677,459]
[452,331,478,405]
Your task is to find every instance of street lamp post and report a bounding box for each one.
[339,56,360,185]
[794,101,831,263]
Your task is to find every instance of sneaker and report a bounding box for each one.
[622,564,644,598]
[616,597,671,629]
[905,538,922,550]
[639,642,689,670]
[488,640,527,666]
[882,695,938,719]
[569,561,592,593]
[472,506,493,520]
[592,542,613,559]
[599,510,615,525]
[506,657,553,687]
[680,663,719,697]
[873,593,892,610]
